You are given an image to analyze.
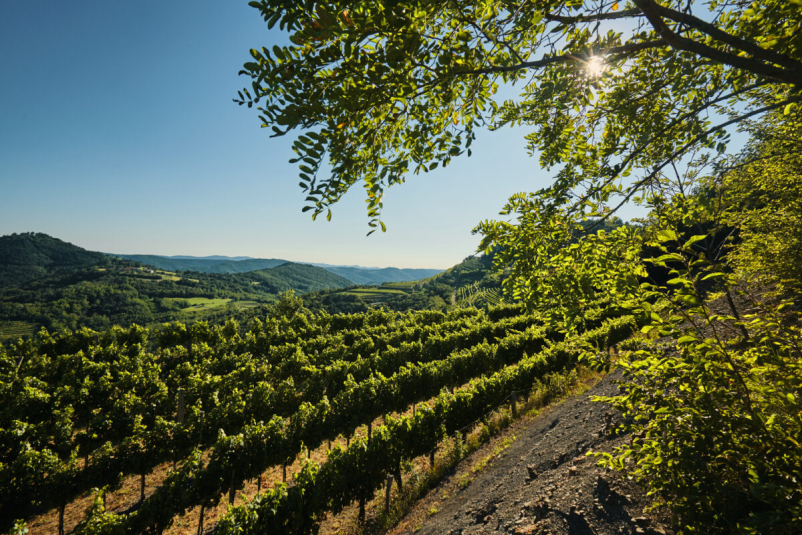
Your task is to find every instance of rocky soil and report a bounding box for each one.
[390,370,674,535]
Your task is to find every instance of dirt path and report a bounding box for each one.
[389,370,674,535]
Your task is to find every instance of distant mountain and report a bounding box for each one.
[0,232,109,289]
[115,254,443,284]
[115,255,287,274]
[320,266,444,285]
[168,255,254,261]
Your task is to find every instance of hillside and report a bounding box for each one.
[301,254,502,314]
[0,233,109,289]
[0,234,356,336]
[116,254,443,285]
[390,369,674,535]
[318,266,443,285]
[245,262,354,293]
[115,254,288,274]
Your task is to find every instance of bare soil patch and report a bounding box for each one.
[385,369,674,535]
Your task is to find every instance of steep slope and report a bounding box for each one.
[0,233,108,289]
[246,263,354,293]
[317,266,443,285]
[390,370,674,535]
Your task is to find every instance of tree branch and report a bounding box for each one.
[585,94,802,230]
[634,0,802,86]
[544,8,643,24]
[647,1,802,72]
[455,40,666,75]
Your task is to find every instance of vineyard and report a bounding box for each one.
[0,301,638,535]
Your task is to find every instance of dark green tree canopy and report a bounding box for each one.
[238,0,802,230]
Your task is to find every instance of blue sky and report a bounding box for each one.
[1,1,606,269]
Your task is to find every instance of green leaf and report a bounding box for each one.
[684,235,707,248]
[656,230,677,242]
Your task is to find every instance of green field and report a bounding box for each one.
[162,297,264,314]
[381,281,419,290]
[0,321,38,340]
[340,288,408,300]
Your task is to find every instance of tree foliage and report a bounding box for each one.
[717,110,802,292]
[239,0,802,230]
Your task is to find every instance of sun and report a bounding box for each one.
[586,56,607,78]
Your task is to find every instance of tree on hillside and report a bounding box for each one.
[238,0,802,231]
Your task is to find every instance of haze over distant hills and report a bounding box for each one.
[114,254,443,285]
[115,255,288,275]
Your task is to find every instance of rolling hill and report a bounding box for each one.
[0,234,356,336]
[115,254,288,274]
[114,254,443,284]
[0,233,109,289]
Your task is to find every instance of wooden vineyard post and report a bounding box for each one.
[430,447,436,470]
[229,468,236,505]
[282,463,287,482]
[197,505,205,535]
[359,497,366,523]
[511,391,518,418]
[140,473,146,502]
[177,389,185,424]
[198,410,205,444]
[395,461,403,492]
[58,500,66,535]
[257,474,262,493]
[368,421,372,444]
[385,475,393,512]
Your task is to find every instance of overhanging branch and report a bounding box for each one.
[634,0,802,87]
[455,40,666,75]
[648,1,802,71]
[544,8,643,24]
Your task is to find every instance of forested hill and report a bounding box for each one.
[316,265,443,285]
[115,254,288,274]
[0,233,109,289]
[245,262,353,293]
[0,234,355,336]
[116,253,443,285]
